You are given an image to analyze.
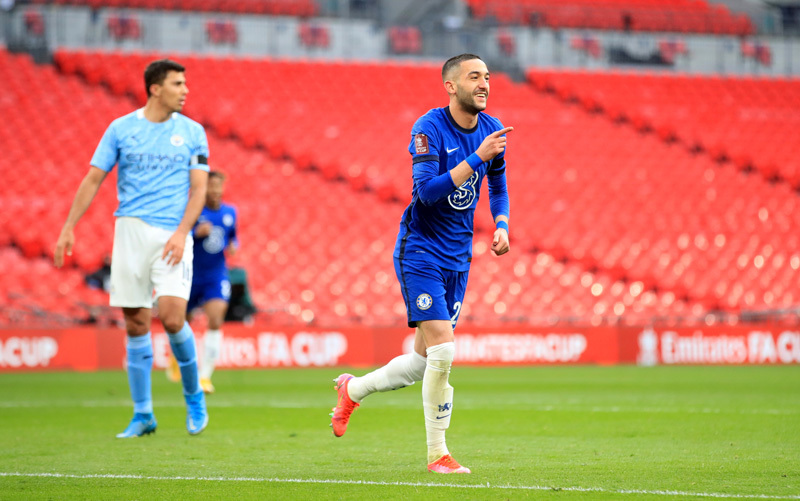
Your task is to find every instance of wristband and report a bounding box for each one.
[465,153,483,170]
[496,220,509,233]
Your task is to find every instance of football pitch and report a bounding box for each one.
[0,365,798,500]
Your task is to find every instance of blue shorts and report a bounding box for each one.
[394,257,469,329]
[187,276,231,312]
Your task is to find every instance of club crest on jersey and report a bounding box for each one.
[170,134,185,147]
[414,134,429,154]
[223,213,234,227]
[202,226,226,254]
[416,293,433,310]
[448,171,479,210]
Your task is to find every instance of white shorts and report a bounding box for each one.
[109,217,193,308]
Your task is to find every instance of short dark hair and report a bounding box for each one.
[144,59,185,97]
[209,171,226,181]
[442,53,482,82]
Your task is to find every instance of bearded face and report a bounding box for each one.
[448,58,490,116]
[455,80,488,114]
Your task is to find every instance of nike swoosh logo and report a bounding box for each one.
[446,147,459,154]
[436,414,451,420]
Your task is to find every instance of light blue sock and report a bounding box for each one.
[168,322,201,395]
[126,332,153,415]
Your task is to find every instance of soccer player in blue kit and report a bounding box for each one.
[168,171,238,394]
[330,54,512,474]
[54,59,210,438]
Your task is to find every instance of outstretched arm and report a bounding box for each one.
[417,126,514,205]
[449,126,513,187]
[54,166,109,267]
[163,169,209,266]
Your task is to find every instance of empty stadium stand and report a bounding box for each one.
[29,0,317,17]
[526,69,800,187]
[466,0,754,35]
[3,48,799,329]
[388,27,423,55]
[0,246,122,328]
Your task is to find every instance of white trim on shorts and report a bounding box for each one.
[109,217,193,308]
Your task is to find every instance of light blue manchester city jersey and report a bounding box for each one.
[91,109,210,231]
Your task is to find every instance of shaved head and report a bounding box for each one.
[442,53,483,82]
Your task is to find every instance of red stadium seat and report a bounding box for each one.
[464,0,752,34]
[3,49,799,328]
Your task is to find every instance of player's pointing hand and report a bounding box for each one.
[490,126,514,137]
[476,126,513,162]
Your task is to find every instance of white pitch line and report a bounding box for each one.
[1,400,798,415]
[0,472,798,499]
[0,400,313,409]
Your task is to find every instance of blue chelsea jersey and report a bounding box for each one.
[90,109,210,231]
[192,203,238,281]
[394,107,508,271]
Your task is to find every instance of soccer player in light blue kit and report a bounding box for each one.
[167,171,238,394]
[331,54,512,473]
[54,59,210,438]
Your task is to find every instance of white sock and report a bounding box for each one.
[347,351,427,403]
[423,341,455,463]
[200,329,223,380]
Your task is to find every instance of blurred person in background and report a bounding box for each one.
[329,53,512,474]
[54,59,210,438]
[84,254,112,292]
[167,170,238,394]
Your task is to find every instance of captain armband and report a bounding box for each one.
[191,154,208,166]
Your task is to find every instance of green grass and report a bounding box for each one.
[0,366,798,500]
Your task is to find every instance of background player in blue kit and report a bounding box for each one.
[54,59,210,438]
[167,171,238,394]
[330,54,512,474]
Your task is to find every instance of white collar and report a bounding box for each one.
[136,109,177,120]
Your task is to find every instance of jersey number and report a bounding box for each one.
[450,301,462,329]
